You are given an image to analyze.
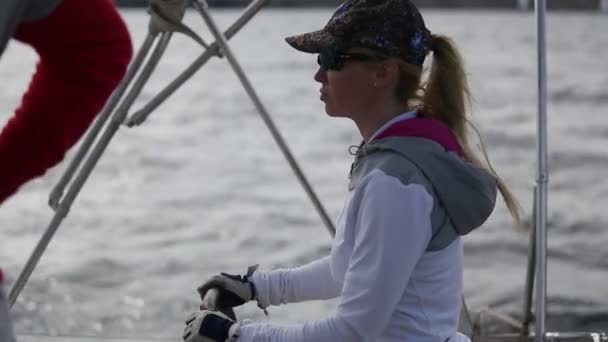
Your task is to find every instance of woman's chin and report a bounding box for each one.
[325,109,348,118]
[324,105,342,117]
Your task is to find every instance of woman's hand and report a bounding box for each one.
[183,310,236,342]
[197,265,259,310]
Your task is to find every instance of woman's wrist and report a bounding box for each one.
[226,321,240,342]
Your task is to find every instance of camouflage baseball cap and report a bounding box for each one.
[285,0,432,66]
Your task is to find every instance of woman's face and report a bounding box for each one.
[313,49,382,119]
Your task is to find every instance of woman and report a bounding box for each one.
[184,0,520,341]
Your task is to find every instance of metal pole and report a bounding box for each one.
[10,0,270,306]
[8,33,173,307]
[48,34,156,208]
[126,0,269,126]
[192,0,337,236]
[534,0,549,340]
[522,187,537,336]
[49,0,192,206]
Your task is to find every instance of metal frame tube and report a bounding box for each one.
[126,0,269,126]
[49,0,193,206]
[9,0,301,309]
[192,0,336,236]
[48,34,157,208]
[8,33,173,307]
[10,0,333,315]
[534,0,549,340]
[521,188,537,336]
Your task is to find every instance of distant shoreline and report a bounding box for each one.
[114,0,604,10]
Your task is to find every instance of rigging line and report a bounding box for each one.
[193,0,337,236]
[8,32,173,308]
[10,0,269,308]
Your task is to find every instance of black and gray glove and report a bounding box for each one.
[197,265,261,311]
[183,310,238,342]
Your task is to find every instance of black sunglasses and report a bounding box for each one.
[317,50,387,71]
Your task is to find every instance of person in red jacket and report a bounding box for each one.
[0,0,133,340]
[0,0,133,204]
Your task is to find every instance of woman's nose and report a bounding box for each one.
[314,67,327,83]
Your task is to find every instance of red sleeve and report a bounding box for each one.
[0,0,133,204]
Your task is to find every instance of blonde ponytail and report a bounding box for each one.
[421,34,522,225]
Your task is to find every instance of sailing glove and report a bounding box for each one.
[198,265,264,311]
[183,310,239,342]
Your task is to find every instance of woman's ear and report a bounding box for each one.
[373,60,401,88]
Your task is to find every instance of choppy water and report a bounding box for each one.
[0,8,607,340]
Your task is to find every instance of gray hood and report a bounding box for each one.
[349,137,497,243]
